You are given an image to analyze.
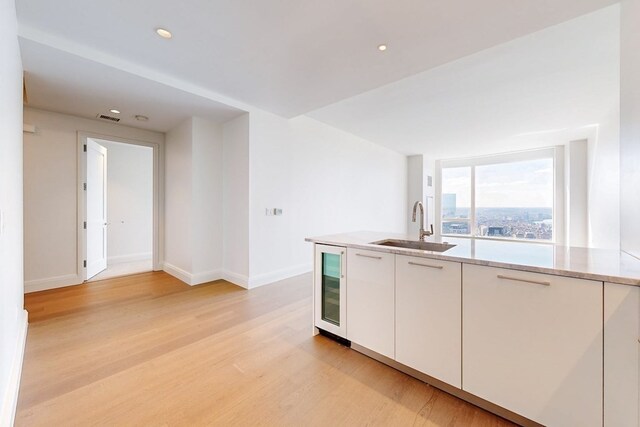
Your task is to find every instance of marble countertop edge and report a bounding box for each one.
[305,233,640,287]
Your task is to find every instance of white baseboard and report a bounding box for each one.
[162,263,312,290]
[191,269,222,285]
[0,309,28,426]
[24,274,83,293]
[247,263,312,289]
[221,270,249,289]
[162,262,192,285]
[162,263,223,286]
[107,252,152,265]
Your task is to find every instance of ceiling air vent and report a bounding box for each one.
[96,114,120,122]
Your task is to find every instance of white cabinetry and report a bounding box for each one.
[462,264,603,427]
[604,282,640,427]
[346,248,395,359]
[395,255,462,387]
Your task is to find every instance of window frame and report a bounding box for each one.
[435,147,564,245]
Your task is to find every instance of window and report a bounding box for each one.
[438,148,557,243]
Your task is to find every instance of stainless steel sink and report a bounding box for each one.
[371,239,456,252]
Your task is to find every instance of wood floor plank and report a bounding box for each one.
[17,271,514,426]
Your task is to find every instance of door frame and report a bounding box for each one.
[77,131,163,281]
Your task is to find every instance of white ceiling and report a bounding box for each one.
[20,39,246,133]
[17,0,618,119]
[308,5,621,157]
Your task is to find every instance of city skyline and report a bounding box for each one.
[441,158,554,208]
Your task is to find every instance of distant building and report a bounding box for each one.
[488,226,508,237]
[443,193,456,217]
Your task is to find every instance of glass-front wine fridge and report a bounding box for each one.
[314,244,347,338]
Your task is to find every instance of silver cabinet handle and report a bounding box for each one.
[408,261,443,269]
[356,253,382,259]
[497,274,550,286]
[340,251,345,278]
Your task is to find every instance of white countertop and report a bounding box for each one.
[305,231,640,286]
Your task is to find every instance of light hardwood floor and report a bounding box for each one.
[17,272,514,426]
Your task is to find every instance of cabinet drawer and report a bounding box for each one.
[346,248,395,358]
[396,256,461,387]
[463,264,602,427]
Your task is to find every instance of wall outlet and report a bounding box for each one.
[265,208,283,216]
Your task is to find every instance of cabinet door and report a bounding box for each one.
[604,282,639,427]
[463,264,602,427]
[314,244,347,338]
[396,256,461,387]
[346,248,395,358]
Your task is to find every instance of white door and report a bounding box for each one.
[86,139,108,279]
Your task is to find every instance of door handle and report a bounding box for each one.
[408,261,443,269]
[497,274,550,286]
[356,253,382,260]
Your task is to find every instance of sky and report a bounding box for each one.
[442,158,554,208]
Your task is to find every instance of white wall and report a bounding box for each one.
[191,117,223,275]
[222,113,250,284]
[22,107,163,292]
[407,155,424,238]
[620,0,640,258]
[164,116,224,284]
[0,0,26,423]
[164,118,193,274]
[97,139,153,263]
[567,140,588,248]
[587,112,620,250]
[247,110,407,287]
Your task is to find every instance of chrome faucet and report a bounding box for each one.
[412,201,434,242]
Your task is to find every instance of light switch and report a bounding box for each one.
[274,208,283,216]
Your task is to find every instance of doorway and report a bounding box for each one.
[79,134,159,282]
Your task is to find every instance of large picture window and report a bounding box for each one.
[439,148,556,242]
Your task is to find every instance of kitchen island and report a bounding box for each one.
[306,231,640,427]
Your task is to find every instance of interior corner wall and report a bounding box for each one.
[165,118,194,277]
[586,111,620,250]
[407,156,437,242]
[191,117,223,278]
[620,0,640,258]
[247,110,407,288]
[222,113,250,286]
[0,0,26,423]
[164,117,224,285]
[407,155,424,237]
[566,139,589,248]
[97,140,153,264]
[22,107,164,293]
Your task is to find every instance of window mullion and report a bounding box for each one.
[470,165,476,237]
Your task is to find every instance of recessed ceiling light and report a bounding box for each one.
[135,115,149,122]
[377,44,387,51]
[109,109,121,114]
[156,28,172,39]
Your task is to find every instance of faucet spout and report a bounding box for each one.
[411,201,433,242]
[412,201,423,223]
